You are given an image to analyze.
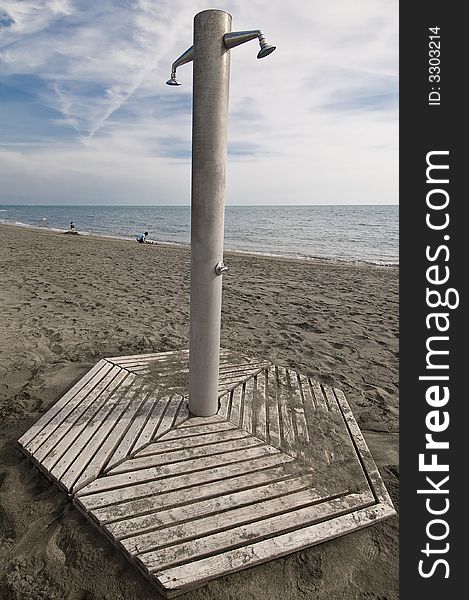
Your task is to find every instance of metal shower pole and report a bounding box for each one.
[189,9,232,417]
[166,9,276,417]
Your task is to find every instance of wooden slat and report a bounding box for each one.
[276,366,288,388]
[218,357,239,366]
[149,394,184,438]
[267,400,281,449]
[218,369,264,381]
[219,380,248,392]
[209,360,264,397]
[72,379,149,492]
[242,379,254,433]
[87,464,300,525]
[19,360,109,448]
[218,373,256,384]
[127,365,180,373]
[107,474,316,540]
[141,491,372,571]
[156,502,394,594]
[219,374,257,385]
[46,371,133,478]
[133,429,249,457]
[293,407,309,443]
[114,365,263,396]
[229,385,243,427]
[217,392,231,420]
[254,370,267,440]
[218,362,267,375]
[112,362,184,371]
[77,382,146,463]
[311,379,328,411]
[24,362,115,456]
[132,391,177,451]
[298,373,315,411]
[33,366,125,464]
[287,369,302,402]
[333,388,393,507]
[107,436,262,475]
[60,374,138,491]
[277,367,295,448]
[158,421,237,441]
[124,486,334,555]
[76,453,295,509]
[78,445,280,495]
[173,399,190,428]
[103,387,156,471]
[176,415,224,428]
[107,349,189,363]
[323,384,340,412]
[287,371,310,444]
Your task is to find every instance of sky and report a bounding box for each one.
[0,0,398,205]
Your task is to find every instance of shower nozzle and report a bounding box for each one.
[165,46,194,86]
[257,33,276,59]
[166,75,181,86]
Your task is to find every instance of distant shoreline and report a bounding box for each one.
[0,204,398,266]
[0,221,398,269]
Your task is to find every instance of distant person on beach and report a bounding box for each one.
[64,220,78,235]
[136,231,149,244]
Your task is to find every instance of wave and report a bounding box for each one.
[225,247,398,267]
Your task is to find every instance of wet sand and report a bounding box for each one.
[0,223,398,599]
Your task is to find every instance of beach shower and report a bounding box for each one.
[18,11,396,594]
[166,9,276,417]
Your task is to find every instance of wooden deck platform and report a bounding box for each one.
[18,350,395,597]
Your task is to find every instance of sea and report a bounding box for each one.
[0,205,398,266]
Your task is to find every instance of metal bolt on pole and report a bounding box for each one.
[166,9,276,417]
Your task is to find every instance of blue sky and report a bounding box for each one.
[0,0,398,205]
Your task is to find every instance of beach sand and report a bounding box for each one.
[0,223,398,600]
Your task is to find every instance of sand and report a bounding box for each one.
[0,223,398,600]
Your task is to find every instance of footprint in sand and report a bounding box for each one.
[0,474,15,541]
[360,532,382,561]
[0,500,15,542]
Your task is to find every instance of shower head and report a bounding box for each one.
[257,44,276,59]
[256,33,276,59]
[165,46,194,86]
[166,74,181,86]
[223,30,276,59]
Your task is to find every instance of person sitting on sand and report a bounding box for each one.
[136,231,149,244]
[64,221,78,235]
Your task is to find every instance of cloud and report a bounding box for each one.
[0,0,74,37]
[0,0,398,204]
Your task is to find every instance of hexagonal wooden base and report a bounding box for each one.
[18,350,395,597]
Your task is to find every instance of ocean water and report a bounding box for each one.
[0,205,398,266]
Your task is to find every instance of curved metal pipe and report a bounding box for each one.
[223,30,260,49]
[224,30,276,59]
[166,46,194,86]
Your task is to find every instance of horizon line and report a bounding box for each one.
[0,203,399,207]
